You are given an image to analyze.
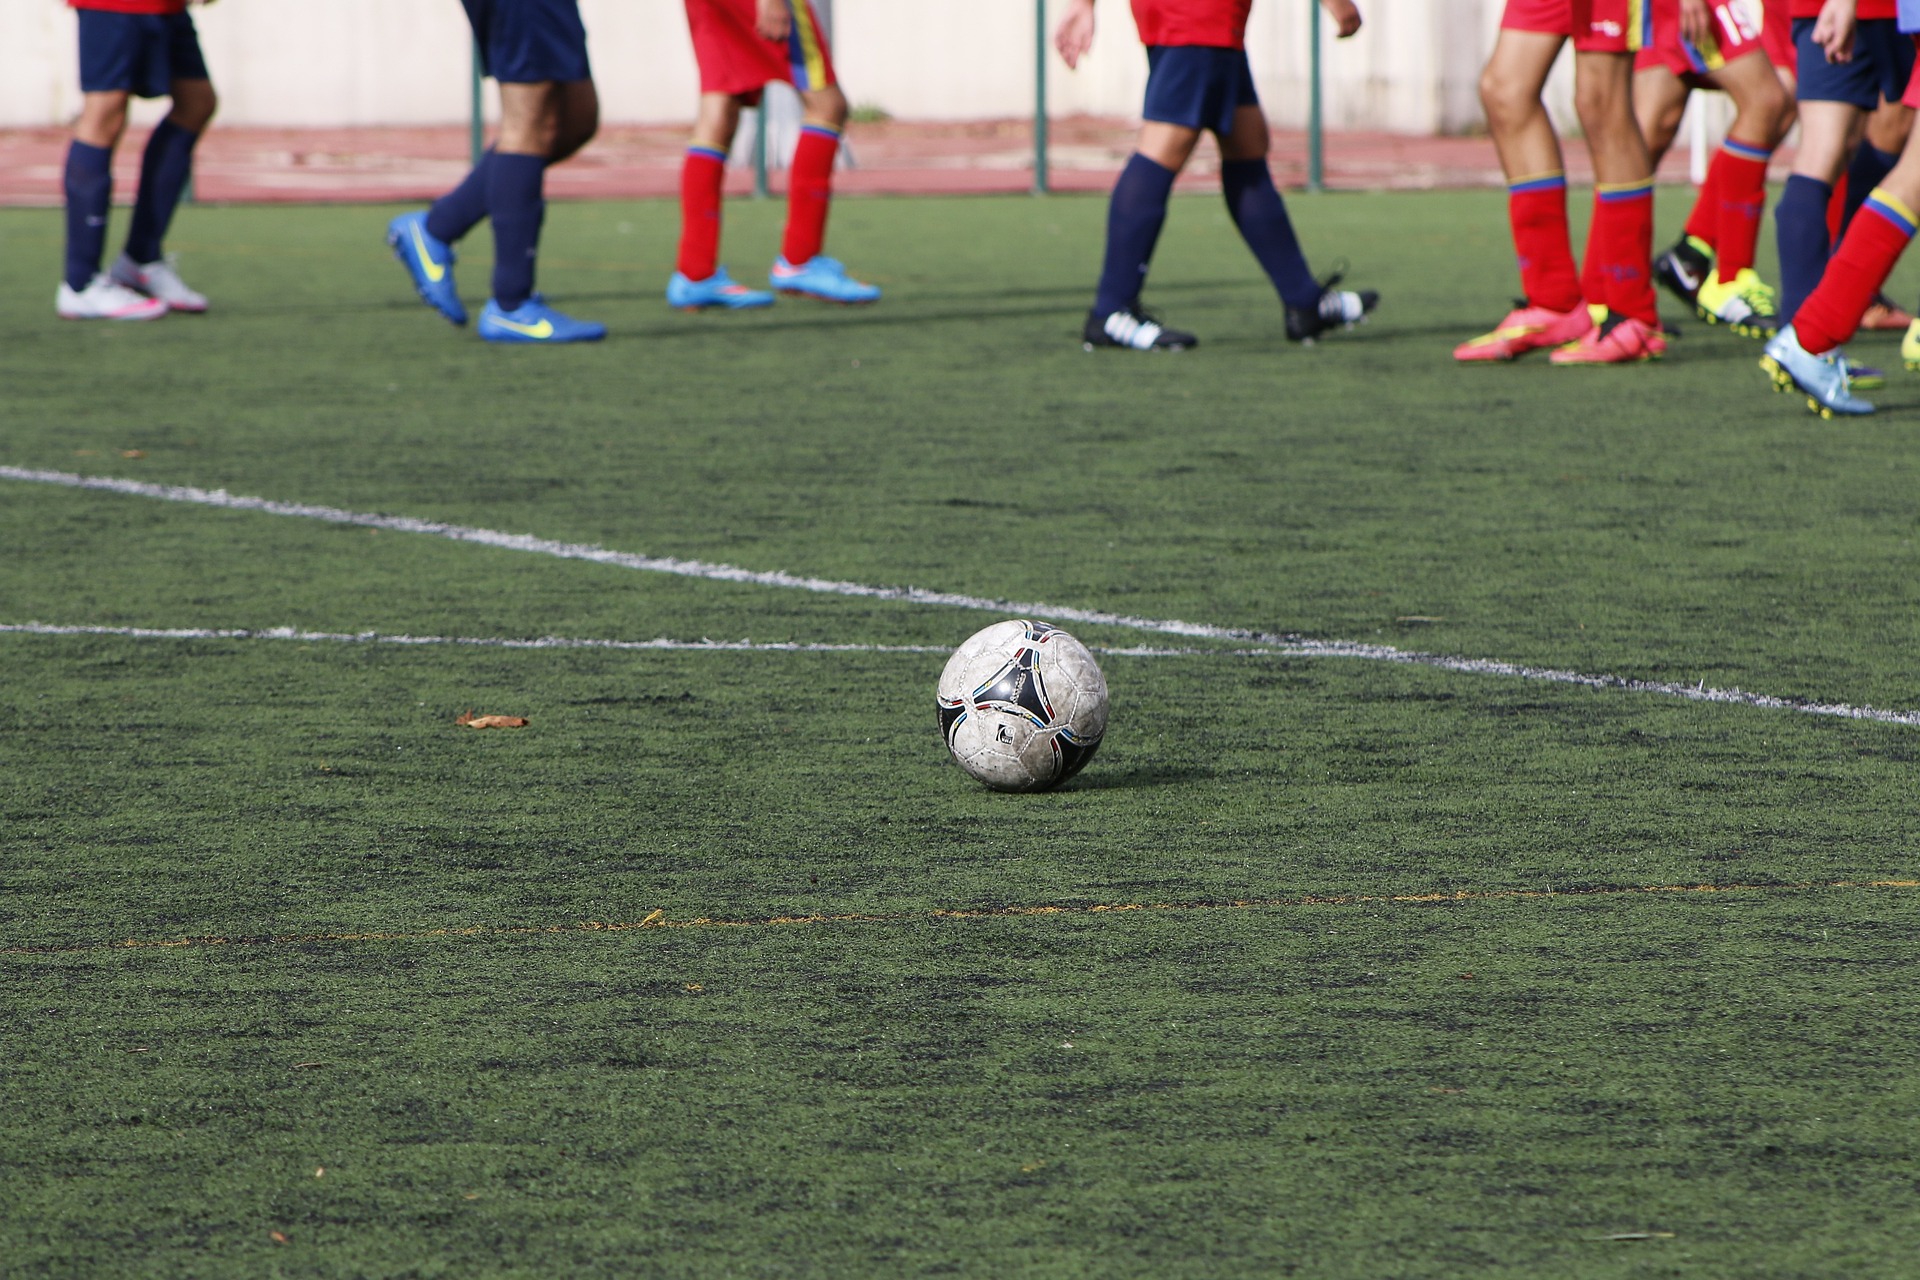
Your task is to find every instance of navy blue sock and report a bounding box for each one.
[427,150,493,244]
[124,120,199,264]
[1774,174,1832,324]
[63,140,113,291]
[1221,158,1321,309]
[488,152,547,310]
[1093,153,1175,316]
[1839,144,1900,243]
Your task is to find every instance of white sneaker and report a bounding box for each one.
[57,274,169,321]
[110,253,206,313]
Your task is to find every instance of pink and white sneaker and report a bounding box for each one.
[1453,301,1593,362]
[111,253,207,313]
[56,274,168,321]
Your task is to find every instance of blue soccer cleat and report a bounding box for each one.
[386,211,467,326]
[1760,326,1875,417]
[666,266,774,311]
[770,254,880,304]
[477,295,607,344]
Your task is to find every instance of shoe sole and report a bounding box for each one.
[1760,353,1868,418]
[773,287,878,305]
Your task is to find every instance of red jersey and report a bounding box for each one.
[1790,0,1896,19]
[1130,0,1255,49]
[69,0,190,12]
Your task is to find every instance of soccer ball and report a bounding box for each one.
[937,619,1109,792]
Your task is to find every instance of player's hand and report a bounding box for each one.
[1054,0,1097,70]
[756,0,791,43]
[1813,0,1857,62]
[1679,0,1712,48]
[1319,0,1362,38]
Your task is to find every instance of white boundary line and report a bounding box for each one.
[5,465,1918,728]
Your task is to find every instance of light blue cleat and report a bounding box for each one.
[477,295,606,344]
[770,254,881,304]
[1760,325,1875,418]
[386,211,467,326]
[666,266,774,311]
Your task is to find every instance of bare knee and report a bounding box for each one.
[1480,69,1541,136]
[799,84,848,130]
[168,79,217,133]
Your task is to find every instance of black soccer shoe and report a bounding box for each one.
[1083,304,1198,351]
[1653,234,1712,309]
[1285,271,1379,344]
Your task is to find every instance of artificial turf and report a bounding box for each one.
[2,190,1918,1277]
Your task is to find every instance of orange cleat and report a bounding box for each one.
[1548,312,1666,365]
[1453,302,1593,362]
[1859,293,1913,331]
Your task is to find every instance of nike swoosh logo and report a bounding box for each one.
[1668,260,1702,292]
[410,224,446,283]
[490,315,554,339]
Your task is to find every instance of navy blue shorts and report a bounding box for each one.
[1794,17,1914,107]
[77,9,208,98]
[463,0,592,84]
[1142,46,1260,137]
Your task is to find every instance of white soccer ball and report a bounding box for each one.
[937,619,1109,792]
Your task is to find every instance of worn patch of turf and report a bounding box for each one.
[3,191,1918,1277]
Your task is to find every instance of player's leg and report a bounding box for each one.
[1636,61,1720,308]
[1553,41,1665,365]
[1634,64,1690,166]
[60,11,166,321]
[1851,99,1917,328]
[1213,104,1377,342]
[1455,26,1592,361]
[1689,51,1790,334]
[116,61,216,314]
[770,3,881,306]
[1082,46,1213,351]
[669,91,773,309]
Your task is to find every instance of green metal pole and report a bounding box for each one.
[470,40,485,167]
[1034,0,1049,195]
[753,107,770,198]
[1307,0,1324,192]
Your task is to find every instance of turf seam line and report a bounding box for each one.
[5,881,1916,957]
[6,465,1918,727]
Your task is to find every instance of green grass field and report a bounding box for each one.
[3,189,1919,1278]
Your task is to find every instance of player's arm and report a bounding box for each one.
[1319,0,1363,38]
[756,0,791,43]
[1679,0,1712,47]
[1813,0,1857,62]
[1054,0,1097,70]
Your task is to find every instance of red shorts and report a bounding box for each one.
[685,0,836,100]
[1634,0,1765,77]
[1759,0,1794,71]
[1501,0,1648,52]
[1902,33,1920,107]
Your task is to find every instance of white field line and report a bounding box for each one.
[5,465,1918,728]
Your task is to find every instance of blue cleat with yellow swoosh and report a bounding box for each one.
[386,211,467,326]
[477,295,606,344]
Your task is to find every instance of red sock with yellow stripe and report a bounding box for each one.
[1708,138,1772,282]
[1508,173,1582,312]
[1792,187,1917,355]
[1585,180,1657,325]
[781,124,840,266]
[677,146,727,281]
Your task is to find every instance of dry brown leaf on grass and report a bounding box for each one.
[269,1231,290,1245]
[456,710,530,729]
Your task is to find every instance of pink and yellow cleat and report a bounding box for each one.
[1548,312,1666,365]
[1453,302,1592,362]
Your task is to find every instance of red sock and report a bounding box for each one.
[676,146,726,281]
[1793,189,1916,354]
[1711,139,1772,281]
[1826,174,1848,244]
[1586,182,1657,326]
[1508,175,1582,312]
[1682,161,1721,247]
[780,124,840,266]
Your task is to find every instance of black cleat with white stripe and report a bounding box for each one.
[1083,303,1197,351]
[1285,270,1379,345]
